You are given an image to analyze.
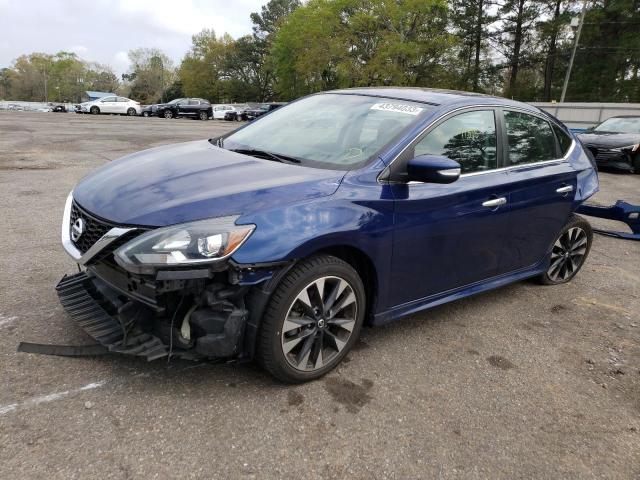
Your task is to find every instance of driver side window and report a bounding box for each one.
[414,110,497,174]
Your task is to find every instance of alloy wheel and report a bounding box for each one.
[164,110,173,119]
[548,227,588,282]
[281,276,357,372]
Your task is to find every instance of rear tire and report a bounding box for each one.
[256,255,365,383]
[537,214,593,285]
[199,111,208,121]
[127,108,136,116]
[90,106,99,115]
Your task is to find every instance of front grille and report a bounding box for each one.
[70,201,119,254]
[589,147,628,163]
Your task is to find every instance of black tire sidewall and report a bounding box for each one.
[199,111,208,120]
[259,256,366,383]
[539,214,593,285]
[164,110,173,119]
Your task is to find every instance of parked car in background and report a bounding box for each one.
[224,104,249,121]
[212,104,240,120]
[57,88,597,383]
[50,103,67,113]
[241,102,286,121]
[76,96,141,116]
[578,116,640,173]
[151,98,212,120]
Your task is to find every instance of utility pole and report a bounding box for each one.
[560,0,588,102]
[43,69,48,102]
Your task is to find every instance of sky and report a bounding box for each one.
[0,0,264,74]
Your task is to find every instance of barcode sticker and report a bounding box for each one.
[371,103,424,116]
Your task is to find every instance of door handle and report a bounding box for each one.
[482,197,507,208]
[556,185,574,194]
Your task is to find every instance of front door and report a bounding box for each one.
[389,108,512,306]
[99,96,117,113]
[497,109,578,273]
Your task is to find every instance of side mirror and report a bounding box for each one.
[407,155,461,184]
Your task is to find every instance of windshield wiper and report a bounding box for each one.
[228,148,301,164]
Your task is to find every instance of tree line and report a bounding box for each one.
[1,0,638,104]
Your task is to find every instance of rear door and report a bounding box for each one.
[389,108,513,305]
[497,109,578,274]
[116,97,130,114]
[185,99,201,116]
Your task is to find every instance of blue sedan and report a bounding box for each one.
[57,88,598,382]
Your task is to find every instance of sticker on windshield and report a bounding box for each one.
[371,103,423,116]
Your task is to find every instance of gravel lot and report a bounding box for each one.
[1,111,639,479]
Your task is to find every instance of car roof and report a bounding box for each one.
[326,87,538,111]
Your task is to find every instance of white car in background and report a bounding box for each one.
[77,96,141,116]
[212,104,238,120]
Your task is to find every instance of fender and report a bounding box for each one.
[233,164,396,312]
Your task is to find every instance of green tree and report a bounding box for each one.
[450,0,498,91]
[494,0,541,98]
[123,48,174,103]
[567,0,640,101]
[178,29,231,102]
[270,0,455,100]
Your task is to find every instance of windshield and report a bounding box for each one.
[594,117,640,134]
[222,93,432,170]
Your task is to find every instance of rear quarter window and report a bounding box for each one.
[552,124,573,156]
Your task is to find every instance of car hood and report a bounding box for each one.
[577,131,640,148]
[72,140,345,227]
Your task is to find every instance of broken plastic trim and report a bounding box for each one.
[577,200,640,241]
[17,342,109,357]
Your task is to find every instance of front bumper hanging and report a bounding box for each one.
[54,272,170,361]
[577,200,640,241]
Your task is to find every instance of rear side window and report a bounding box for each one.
[553,124,573,156]
[504,111,557,165]
[414,110,497,174]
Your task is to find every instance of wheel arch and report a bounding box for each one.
[241,244,379,361]
[311,245,378,326]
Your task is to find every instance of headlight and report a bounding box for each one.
[114,216,254,274]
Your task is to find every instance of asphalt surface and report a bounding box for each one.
[1,111,639,479]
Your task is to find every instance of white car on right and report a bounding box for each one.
[77,96,141,116]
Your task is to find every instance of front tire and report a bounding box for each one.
[90,106,99,115]
[537,214,593,285]
[632,155,640,174]
[163,109,173,119]
[256,255,365,383]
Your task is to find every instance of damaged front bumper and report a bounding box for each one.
[52,257,291,362]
